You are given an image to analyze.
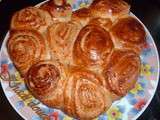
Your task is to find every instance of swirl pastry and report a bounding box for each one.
[72,8,93,26]
[73,25,113,67]
[111,16,146,54]
[103,49,141,99]
[7,0,145,119]
[89,0,130,21]
[64,67,112,119]
[47,21,82,64]
[7,29,47,76]
[26,60,66,108]
[40,0,72,22]
[11,7,52,33]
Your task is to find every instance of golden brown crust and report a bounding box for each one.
[88,17,113,31]
[72,8,93,26]
[26,60,66,108]
[47,21,82,64]
[7,1,145,119]
[89,0,130,21]
[64,67,112,119]
[11,7,52,33]
[103,49,141,97]
[26,61,60,97]
[40,0,72,22]
[7,29,47,76]
[111,16,146,54]
[73,25,114,67]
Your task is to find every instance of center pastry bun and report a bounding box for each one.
[73,24,114,67]
[7,0,147,119]
[47,20,82,64]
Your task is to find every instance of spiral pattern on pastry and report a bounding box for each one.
[103,49,141,97]
[64,67,112,119]
[40,0,72,22]
[111,16,146,54]
[6,0,144,119]
[47,21,82,64]
[11,7,52,33]
[73,25,113,67]
[7,29,47,76]
[26,60,66,108]
[89,0,130,21]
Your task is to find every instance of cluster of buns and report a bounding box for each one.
[7,0,146,119]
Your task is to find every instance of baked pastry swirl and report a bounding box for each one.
[111,16,146,54]
[64,67,112,119]
[47,21,82,64]
[7,29,47,76]
[7,0,147,119]
[73,25,113,67]
[11,7,52,33]
[103,49,141,99]
[26,60,66,109]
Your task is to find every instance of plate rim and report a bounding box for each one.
[131,14,160,120]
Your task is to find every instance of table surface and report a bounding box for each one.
[0,0,160,120]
